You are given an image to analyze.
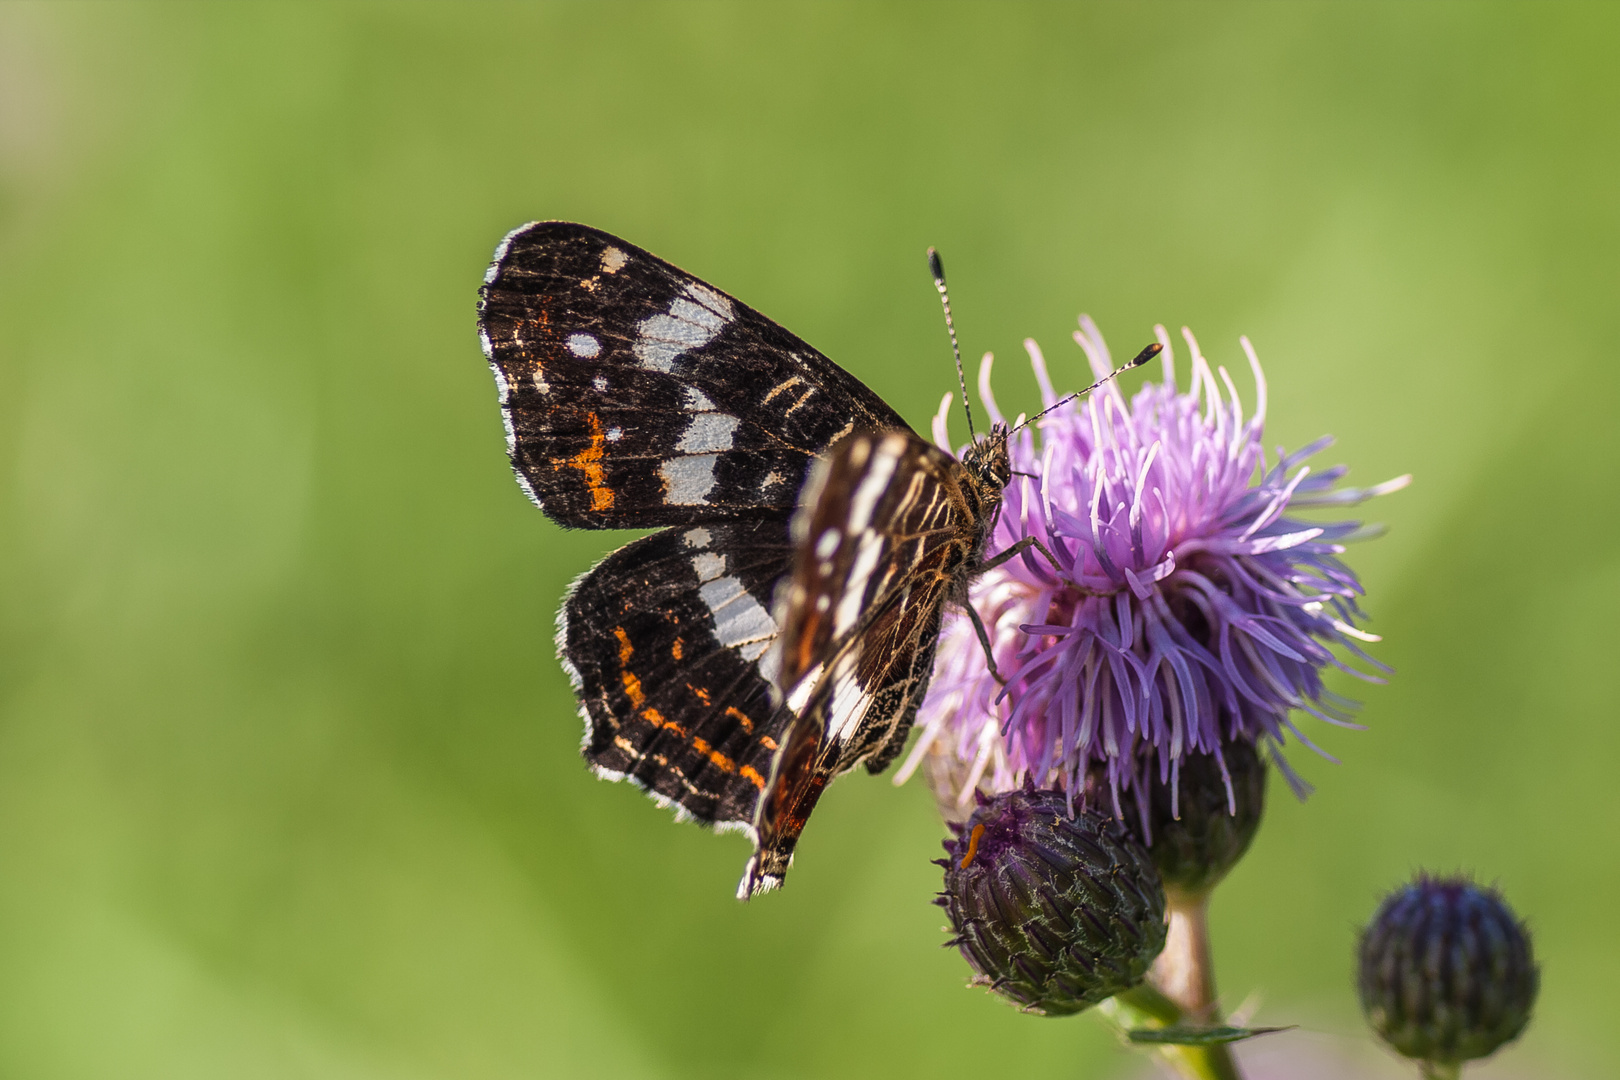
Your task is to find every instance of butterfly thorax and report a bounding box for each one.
[957,422,1012,574]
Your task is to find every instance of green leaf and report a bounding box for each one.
[1126,1025,1294,1046]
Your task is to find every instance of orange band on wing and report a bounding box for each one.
[558,411,615,511]
[690,736,738,776]
[612,634,768,788]
[613,627,645,707]
[641,707,685,738]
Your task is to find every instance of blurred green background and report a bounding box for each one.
[0,3,1614,1077]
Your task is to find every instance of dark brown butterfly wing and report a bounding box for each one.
[741,430,989,897]
[478,222,907,528]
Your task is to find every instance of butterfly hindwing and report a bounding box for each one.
[560,518,796,827]
[479,222,908,528]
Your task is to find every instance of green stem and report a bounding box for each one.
[1146,891,1243,1080]
[1154,892,1220,1023]
[1419,1063,1461,1080]
[1158,1038,1243,1080]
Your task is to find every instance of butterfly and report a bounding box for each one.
[476,222,1154,898]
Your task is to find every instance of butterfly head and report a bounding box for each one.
[961,422,1012,493]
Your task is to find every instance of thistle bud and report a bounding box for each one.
[1357,875,1538,1070]
[1101,740,1267,902]
[937,785,1166,1015]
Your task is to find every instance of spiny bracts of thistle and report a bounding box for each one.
[936,784,1166,1015]
[1090,737,1267,902]
[898,318,1409,816]
[1358,875,1538,1069]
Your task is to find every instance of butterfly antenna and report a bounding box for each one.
[928,247,977,442]
[1012,341,1163,434]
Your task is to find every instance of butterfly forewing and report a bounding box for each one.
[743,430,997,896]
[479,222,907,528]
[773,432,978,696]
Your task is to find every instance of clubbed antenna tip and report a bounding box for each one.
[1127,342,1162,370]
[1013,340,1163,434]
[927,245,975,440]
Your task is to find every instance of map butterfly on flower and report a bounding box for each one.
[476,222,1152,898]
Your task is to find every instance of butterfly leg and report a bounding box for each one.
[963,601,1010,685]
[980,534,1067,577]
[968,536,1072,684]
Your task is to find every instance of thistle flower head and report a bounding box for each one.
[937,784,1166,1015]
[900,319,1408,814]
[1092,737,1267,902]
[1358,874,1538,1069]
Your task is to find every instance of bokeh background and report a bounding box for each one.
[0,3,1614,1077]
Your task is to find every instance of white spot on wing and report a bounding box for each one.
[684,281,734,320]
[676,413,739,453]
[567,333,601,358]
[785,662,824,715]
[815,529,840,559]
[633,282,735,372]
[826,653,872,744]
[698,575,778,660]
[692,551,727,582]
[755,645,781,687]
[833,530,885,636]
[684,386,717,410]
[593,375,608,392]
[684,527,712,549]
[659,454,718,504]
[606,426,622,442]
[689,549,778,663]
[847,437,904,532]
[601,246,627,273]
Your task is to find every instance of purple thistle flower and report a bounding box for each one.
[897,317,1409,816]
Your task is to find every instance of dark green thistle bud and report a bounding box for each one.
[1357,875,1538,1075]
[936,785,1167,1016]
[1099,740,1267,902]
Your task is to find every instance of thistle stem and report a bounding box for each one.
[1154,892,1220,1022]
[1419,1064,1461,1080]
[1147,891,1244,1080]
